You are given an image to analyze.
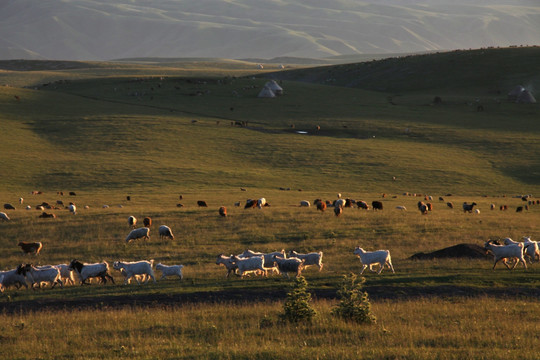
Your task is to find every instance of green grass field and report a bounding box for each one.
[0,47,539,359]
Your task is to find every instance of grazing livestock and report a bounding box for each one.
[447,202,454,209]
[128,216,137,228]
[0,212,10,221]
[356,201,369,210]
[334,206,342,216]
[19,264,63,289]
[69,260,115,285]
[143,217,152,227]
[19,197,24,204]
[158,225,174,240]
[155,263,184,280]
[272,255,304,279]
[219,206,227,217]
[484,240,527,270]
[69,192,76,196]
[418,201,428,214]
[353,247,395,274]
[0,265,29,290]
[39,212,56,218]
[316,201,327,211]
[125,227,150,243]
[216,254,239,278]
[18,242,42,255]
[113,260,156,285]
[45,264,76,285]
[257,198,267,208]
[244,199,257,209]
[288,250,323,271]
[462,202,477,213]
[237,249,285,273]
[516,206,524,213]
[197,200,208,207]
[3,203,15,210]
[505,237,540,263]
[372,201,383,211]
[68,203,77,215]
[300,200,310,207]
[230,255,266,278]
[396,206,407,211]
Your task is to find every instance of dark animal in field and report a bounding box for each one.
[462,202,477,213]
[3,203,15,210]
[18,242,43,255]
[244,199,257,209]
[447,202,454,209]
[143,217,152,227]
[219,206,227,217]
[372,201,383,211]
[39,212,56,219]
[357,201,369,210]
[334,206,342,216]
[197,200,208,207]
[69,192,76,196]
[516,206,524,213]
[316,201,327,212]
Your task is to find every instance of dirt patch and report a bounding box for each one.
[409,243,490,260]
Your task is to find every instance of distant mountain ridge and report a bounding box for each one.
[1,0,539,61]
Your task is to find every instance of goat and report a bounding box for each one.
[484,240,527,270]
[0,265,29,289]
[230,255,266,278]
[18,242,42,255]
[353,247,395,274]
[69,260,115,285]
[155,263,184,280]
[462,202,477,213]
[272,255,304,279]
[523,236,540,262]
[18,264,63,289]
[237,249,284,274]
[288,250,323,271]
[113,260,156,285]
[216,254,239,278]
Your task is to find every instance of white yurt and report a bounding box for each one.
[265,80,283,95]
[516,89,536,103]
[257,86,275,98]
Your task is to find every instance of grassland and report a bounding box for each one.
[0,47,539,359]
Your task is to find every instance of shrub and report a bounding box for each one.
[332,272,376,324]
[279,276,317,323]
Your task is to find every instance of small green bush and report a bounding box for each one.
[332,273,376,324]
[280,276,317,323]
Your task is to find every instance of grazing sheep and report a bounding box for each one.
[257,198,267,208]
[3,203,15,210]
[474,209,481,214]
[68,203,77,215]
[18,242,43,255]
[38,212,56,218]
[197,200,208,207]
[288,250,323,271]
[143,217,152,227]
[314,199,327,211]
[125,227,150,243]
[69,192,76,196]
[230,255,266,278]
[334,206,342,216]
[155,263,184,280]
[244,199,257,209]
[356,201,369,210]
[300,200,310,207]
[396,206,407,211]
[484,240,527,270]
[158,225,174,240]
[447,202,454,209]
[219,206,227,217]
[353,247,395,274]
[19,197,24,204]
[113,260,156,285]
[272,255,304,279]
[216,254,239,278]
[0,212,10,221]
[462,202,477,213]
[516,206,524,213]
[69,260,115,285]
[128,216,137,228]
[371,201,383,211]
[334,199,346,208]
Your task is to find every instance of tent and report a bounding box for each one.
[508,85,525,101]
[516,89,536,103]
[265,80,283,95]
[257,86,275,98]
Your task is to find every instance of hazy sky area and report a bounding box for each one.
[1,0,539,60]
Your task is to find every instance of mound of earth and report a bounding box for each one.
[410,243,490,260]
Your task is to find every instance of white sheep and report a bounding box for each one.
[0,212,10,221]
[0,266,29,290]
[353,247,395,274]
[237,249,284,274]
[69,260,115,285]
[68,203,77,215]
[231,255,266,278]
[257,197,267,208]
[216,254,239,278]
[125,227,150,243]
[113,260,156,285]
[288,250,323,271]
[484,240,527,270]
[300,200,310,207]
[158,225,174,240]
[155,263,184,280]
[272,255,304,279]
[396,205,407,211]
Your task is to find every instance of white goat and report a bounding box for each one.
[272,255,304,279]
[69,260,115,285]
[155,263,184,280]
[353,247,395,274]
[216,254,239,278]
[231,255,266,278]
[38,264,75,286]
[113,260,156,285]
[20,264,63,289]
[0,266,29,290]
[288,250,323,271]
[237,249,284,275]
[484,240,527,270]
[125,227,150,243]
[523,236,540,263]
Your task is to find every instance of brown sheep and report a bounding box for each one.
[316,201,327,212]
[143,217,152,227]
[18,242,43,255]
[219,206,227,217]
